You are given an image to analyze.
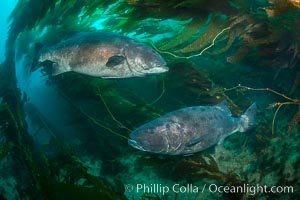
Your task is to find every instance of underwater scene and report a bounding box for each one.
[0,0,300,199]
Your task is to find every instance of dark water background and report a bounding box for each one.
[0,0,300,199]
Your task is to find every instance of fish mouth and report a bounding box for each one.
[154,60,168,71]
[128,139,147,151]
[147,65,169,74]
[159,65,169,72]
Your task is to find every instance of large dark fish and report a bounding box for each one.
[128,100,256,155]
[33,32,168,78]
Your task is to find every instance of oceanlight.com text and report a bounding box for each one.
[208,184,294,195]
[124,183,294,196]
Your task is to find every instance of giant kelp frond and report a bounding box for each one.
[19,0,240,46]
[174,15,229,54]
[125,0,236,19]
[7,0,57,43]
[159,19,205,51]
[265,0,300,17]
[289,0,300,8]
[288,108,300,133]
[0,103,45,198]
[42,141,128,200]
[0,142,14,162]
[167,153,244,198]
[45,72,168,145]
[224,84,300,134]
[150,19,232,61]
[0,101,128,199]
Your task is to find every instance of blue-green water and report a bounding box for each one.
[0,0,300,199]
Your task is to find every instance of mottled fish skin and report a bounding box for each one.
[128,100,256,155]
[37,32,168,78]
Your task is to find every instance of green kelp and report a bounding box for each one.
[0,142,14,162]
[42,140,127,200]
[0,102,128,199]
[0,103,44,199]
[133,152,249,199]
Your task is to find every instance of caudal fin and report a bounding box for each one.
[239,103,256,132]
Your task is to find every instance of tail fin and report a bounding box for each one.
[239,103,256,132]
[30,43,44,72]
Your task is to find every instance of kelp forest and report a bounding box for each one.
[0,0,300,199]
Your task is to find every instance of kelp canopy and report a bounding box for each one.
[5,0,300,94]
[0,0,300,199]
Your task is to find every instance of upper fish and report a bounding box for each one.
[128,100,256,155]
[33,32,168,78]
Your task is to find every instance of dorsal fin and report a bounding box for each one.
[215,100,232,116]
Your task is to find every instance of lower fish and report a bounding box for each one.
[32,32,168,78]
[128,100,256,155]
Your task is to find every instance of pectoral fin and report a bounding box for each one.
[106,55,125,67]
[186,133,209,147]
[52,62,64,76]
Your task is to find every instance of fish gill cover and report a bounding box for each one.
[0,0,300,199]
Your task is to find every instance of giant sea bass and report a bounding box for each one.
[128,100,256,155]
[32,32,168,78]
